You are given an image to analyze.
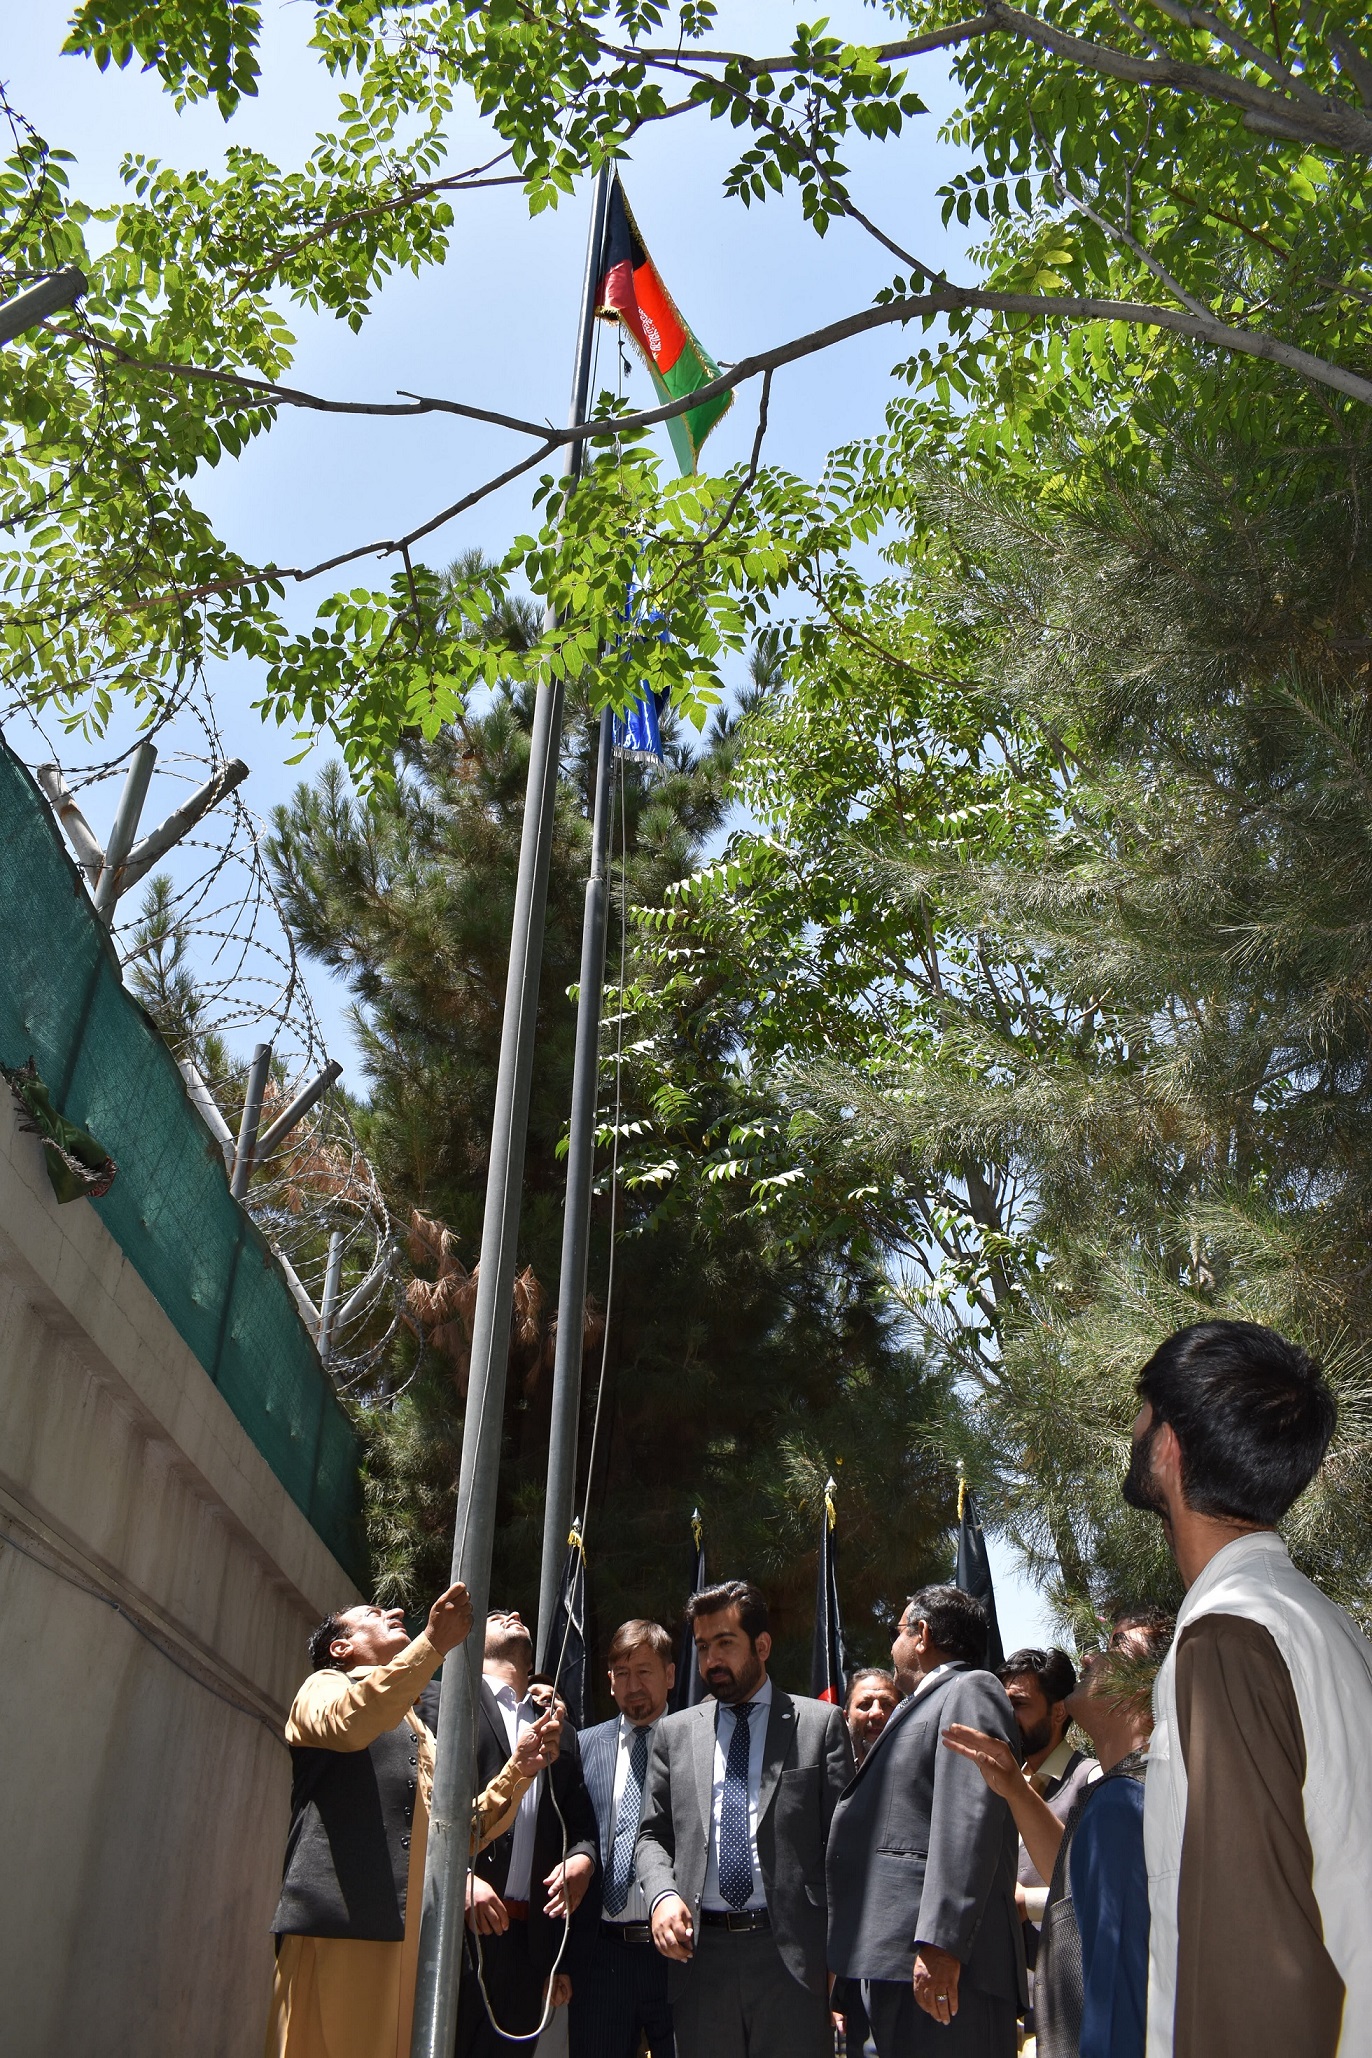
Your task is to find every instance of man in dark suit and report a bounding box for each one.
[456,1607,600,2056]
[635,1579,854,2058]
[573,1618,678,2058]
[827,1584,1026,2058]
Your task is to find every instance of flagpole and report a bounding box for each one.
[536,698,615,1665]
[408,162,612,2058]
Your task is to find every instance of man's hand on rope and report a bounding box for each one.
[512,1711,562,1777]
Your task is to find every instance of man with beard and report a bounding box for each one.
[826,1585,1025,2058]
[1118,1320,1372,2058]
[634,1580,853,2058]
[995,1646,1094,2013]
[457,1608,599,2056]
[573,1619,678,2058]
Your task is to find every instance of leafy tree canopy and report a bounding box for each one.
[0,4,1369,771]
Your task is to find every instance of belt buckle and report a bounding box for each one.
[728,1910,752,1933]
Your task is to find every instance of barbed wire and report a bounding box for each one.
[1,679,409,1393]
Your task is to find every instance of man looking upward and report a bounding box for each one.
[266,1582,556,2058]
[1120,1320,1372,2057]
[574,1620,678,2058]
[636,1579,853,2058]
[458,1608,598,2056]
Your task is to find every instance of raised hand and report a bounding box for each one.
[425,1581,474,1656]
[940,1722,1022,1799]
[512,1710,561,1777]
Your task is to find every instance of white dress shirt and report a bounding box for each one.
[605,1713,661,1925]
[491,1678,541,1902]
[701,1676,772,1912]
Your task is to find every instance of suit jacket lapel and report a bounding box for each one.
[757,1688,795,1825]
[584,1724,614,1857]
[692,1702,716,1840]
[479,1677,510,1763]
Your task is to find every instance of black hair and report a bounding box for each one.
[997,1646,1078,1704]
[904,1584,988,1668]
[308,1612,347,1672]
[687,1580,770,1644]
[1136,1320,1336,1524]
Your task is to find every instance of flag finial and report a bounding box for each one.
[824,1475,837,1529]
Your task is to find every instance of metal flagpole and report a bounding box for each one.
[408,161,611,2058]
[536,700,614,1664]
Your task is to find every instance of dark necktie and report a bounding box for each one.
[718,1701,757,1909]
[604,1724,651,1915]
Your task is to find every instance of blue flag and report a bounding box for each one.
[614,587,670,763]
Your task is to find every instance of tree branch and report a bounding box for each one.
[110,276,1372,611]
[619,2,1372,156]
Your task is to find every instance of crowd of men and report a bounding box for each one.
[264,1318,1372,2058]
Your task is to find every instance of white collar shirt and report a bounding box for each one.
[701,1675,773,1912]
[605,1712,662,1925]
[490,1678,541,1903]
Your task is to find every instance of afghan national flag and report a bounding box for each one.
[595,177,732,475]
[954,1480,1005,1672]
[672,1508,711,1711]
[811,1477,847,1705]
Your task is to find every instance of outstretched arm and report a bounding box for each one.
[942,1724,1064,1885]
[288,1635,442,1751]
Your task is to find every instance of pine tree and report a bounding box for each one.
[646,413,1372,1633]
[268,634,956,1688]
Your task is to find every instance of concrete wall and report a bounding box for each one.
[0,1093,361,2057]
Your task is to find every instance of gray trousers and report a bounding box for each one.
[867,1979,1017,2058]
[670,1926,829,2058]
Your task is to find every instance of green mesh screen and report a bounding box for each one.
[0,731,365,1584]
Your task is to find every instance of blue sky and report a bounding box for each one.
[5,2,1057,1645]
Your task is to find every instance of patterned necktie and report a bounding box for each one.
[604,1724,652,1916]
[718,1701,757,1909]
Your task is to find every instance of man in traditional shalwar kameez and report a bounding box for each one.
[265,1580,559,2058]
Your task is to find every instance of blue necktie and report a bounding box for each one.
[718,1701,756,1909]
[604,1725,651,1916]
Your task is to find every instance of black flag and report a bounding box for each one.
[955,1480,1004,1671]
[810,1476,847,1705]
[672,1507,709,1712]
[545,1519,589,1728]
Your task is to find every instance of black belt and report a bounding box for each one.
[700,1907,771,1932]
[601,1920,654,1944]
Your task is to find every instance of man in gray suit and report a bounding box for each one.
[635,1579,854,2058]
[827,1584,1026,2058]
